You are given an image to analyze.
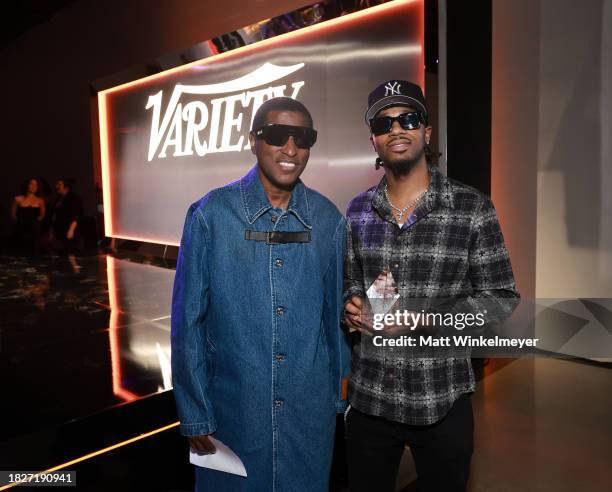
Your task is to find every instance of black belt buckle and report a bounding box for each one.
[245,230,311,244]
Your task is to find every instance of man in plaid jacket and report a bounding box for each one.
[343,80,519,492]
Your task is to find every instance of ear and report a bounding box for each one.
[369,134,377,153]
[424,125,433,144]
[248,132,257,155]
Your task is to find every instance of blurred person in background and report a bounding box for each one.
[49,178,83,253]
[10,177,45,255]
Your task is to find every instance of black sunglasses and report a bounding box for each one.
[253,124,317,149]
[369,112,425,136]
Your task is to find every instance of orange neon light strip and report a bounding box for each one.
[98,93,112,237]
[0,422,180,490]
[98,0,424,243]
[106,255,140,402]
[108,232,180,247]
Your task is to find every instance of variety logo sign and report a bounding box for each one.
[145,62,306,161]
[99,0,424,244]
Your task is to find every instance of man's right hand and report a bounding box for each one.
[344,296,373,334]
[188,435,216,455]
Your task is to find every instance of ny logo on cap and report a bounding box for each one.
[384,81,401,96]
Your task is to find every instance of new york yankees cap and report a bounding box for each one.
[365,80,428,124]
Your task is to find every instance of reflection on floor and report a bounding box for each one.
[467,357,612,492]
[0,252,190,490]
[0,253,610,491]
[396,358,612,492]
[0,253,175,441]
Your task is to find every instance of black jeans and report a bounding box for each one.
[347,394,474,492]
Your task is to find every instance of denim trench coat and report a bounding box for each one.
[171,166,350,491]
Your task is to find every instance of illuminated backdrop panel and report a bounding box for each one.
[98,0,424,245]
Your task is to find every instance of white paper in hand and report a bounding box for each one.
[189,437,247,477]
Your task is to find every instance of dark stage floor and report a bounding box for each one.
[0,253,176,436]
[0,252,195,491]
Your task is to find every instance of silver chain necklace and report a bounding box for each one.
[384,184,426,222]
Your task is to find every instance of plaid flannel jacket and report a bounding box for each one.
[344,164,519,425]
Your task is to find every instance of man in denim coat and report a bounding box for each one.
[171,97,350,491]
